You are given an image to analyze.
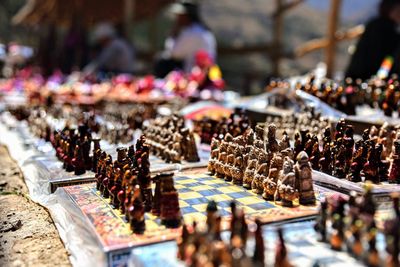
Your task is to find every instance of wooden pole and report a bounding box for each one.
[124,0,134,40]
[272,0,284,77]
[326,0,342,78]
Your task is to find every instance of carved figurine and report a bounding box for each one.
[294,151,316,205]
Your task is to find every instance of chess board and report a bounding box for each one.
[61,170,336,261]
[130,220,387,267]
[313,170,400,201]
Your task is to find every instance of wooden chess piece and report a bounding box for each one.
[206,200,218,232]
[91,138,101,172]
[389,140,400,184]
[71,144,86,175]
[160,173,182,228]
[314,198,328,242]
[208,138,220,175]
[151,173,163,216]
[330,196,346,251]
[263,154,283,200]
[266,124,279,154]
[294,151,316,205]
[243,159,257,189]
[274,228,292,267]
[128,185,146,234]
[275,157,298,207]
[253,162,268,194]
[252,219,265,267]
[102,157,113,198]
[232,145,245,185]
[95,152,107,191]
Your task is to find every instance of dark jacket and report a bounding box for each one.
[346,17,400,80]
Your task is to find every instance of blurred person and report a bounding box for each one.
[84,22,135,75]
[154,1,216,77]
[346,0,400,80]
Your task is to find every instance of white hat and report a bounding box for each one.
[92,23,116,42]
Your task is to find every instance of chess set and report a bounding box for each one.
[60,170,332,265]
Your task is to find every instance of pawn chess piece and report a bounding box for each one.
[266,124,279,153]
[208,138,220,175]
[252,219,265,267]
[92,138,101,172]
[275,228,292,267]
[151,173,162,216]
[206,200,218,232]
[294,151,316,205]
[330,196,346,251]
[243,159,257,189]
[314,198,328,242]
[128,185,146,234]
[160,173,182,228]
[263,154,283,200]
[252,162,268,194]
[275,157,298,207]
[71,144,86,175]
[232,145,245,185]
[389,140,400,184]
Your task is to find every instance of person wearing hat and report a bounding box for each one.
[84,22,135,75]
[346,0,400,80]
[155,1,216,77]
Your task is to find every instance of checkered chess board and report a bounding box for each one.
[62,172,327,251]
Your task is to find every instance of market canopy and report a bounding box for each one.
[12,0,174,27]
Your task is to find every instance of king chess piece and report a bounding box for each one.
[128,185,146,234]
[160,173,182,228]
[294,151,316,205]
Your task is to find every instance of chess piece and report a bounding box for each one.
[330,195,346,251]
[263,154,283,200]
[346,140,364,182]
[252,219,265,267]
[389,140,400,184]
[275,157,298,207]
[110,167,124,208]
[95,152,107,191]
[384,193,400,267]
[294,151,316,205]
[314,198,328,242]
[92,138,101,172]
[252,162,268,194]
[71,144,86,175]
[243,159,257,189]
[102,157,114,198]
[274,228,292,267]
[181,128,200,162]
[128,185,146,234]
[232,145,245,185]
[224,143,236,182]
[309,136,321,170]
[266,124,279,153]
[206,200,218,232]
[363,143,380,183]
[160,173,182,228]
[208,138,220,175]
[151,173,162,216]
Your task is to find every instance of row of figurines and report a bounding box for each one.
[298,120,400,184]
[314,188,400,267]
[177,201,290,267]
[192,110,251,144]
[294,74,400,117]
[143,115,200,163]
[52,125,98,175]
[212,119,400,186]
[207,126,316,208]
[94,139,182,233]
